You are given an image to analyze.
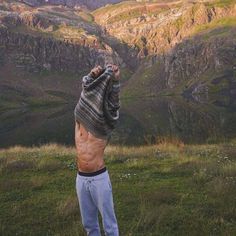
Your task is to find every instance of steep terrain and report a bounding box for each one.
[93,0,236,97]
[0,0,236,111]
[0,1,124,73]
[0,1,128,110]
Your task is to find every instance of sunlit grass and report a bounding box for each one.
[207,0,236,7]
[194,17,236,37]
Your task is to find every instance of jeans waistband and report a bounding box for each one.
[78,167,107,177]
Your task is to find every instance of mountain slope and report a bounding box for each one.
[0,1,128,110]
[93,1,236,56]
[0,0,236,111]
[92,0,236,97]
[122,25,236,98]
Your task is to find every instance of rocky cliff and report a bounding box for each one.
[0,25,122,74]
[0,0,236,110]
[0,2,125,74]
[94,1,236,97]
[0,1,127,110]
[94,1,236,56]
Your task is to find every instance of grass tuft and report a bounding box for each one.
[37,157,64,171]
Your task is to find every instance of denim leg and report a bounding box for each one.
[90,173,119,236]
[76,174,101,236]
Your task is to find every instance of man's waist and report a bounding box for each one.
[78,166,107,177]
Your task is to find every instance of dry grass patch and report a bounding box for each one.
[3,160,36,173]
[37,157,64,171]
[0,143,76,159]
[221,162,236,177]
[57,195,79,218]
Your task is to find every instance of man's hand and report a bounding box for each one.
[90,66,103,78]
[107,64,120,81]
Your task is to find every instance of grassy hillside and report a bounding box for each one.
[0,62,81,112]
[93,0,236,98]
[206,0,236,7]
[0,142,236,235]
[93,0,178,24]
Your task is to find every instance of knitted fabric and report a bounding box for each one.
[74,65,120,140]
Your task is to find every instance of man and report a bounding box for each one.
[74,64,120,236]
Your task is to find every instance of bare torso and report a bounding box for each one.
[75,122,107,172]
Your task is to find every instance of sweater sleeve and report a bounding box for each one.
[108,79,120,112]
[82,73,94,89]
[82,67,112,90]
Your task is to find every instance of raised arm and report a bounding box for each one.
[82,66,104,88]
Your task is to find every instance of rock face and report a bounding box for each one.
[97,1,236,97]
[0,0,236,102]
[164,33,236,90]
[94,2,236,57]
[0,26,121,73]
[0,2,124,74]
[122,28,236,98]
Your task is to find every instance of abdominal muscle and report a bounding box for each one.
[75,122,107,172]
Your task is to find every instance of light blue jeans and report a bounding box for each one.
[76,170,119,236]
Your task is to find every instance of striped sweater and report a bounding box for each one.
[74,65,120,140]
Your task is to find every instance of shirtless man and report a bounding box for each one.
[75,65,120,236]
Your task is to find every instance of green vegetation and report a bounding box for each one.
[77,11,94,23]
[53,25,86,40]
[120,67,133,83]
[194,17,236,37]
[93,1,139,16]
[105,5,168,24]
[121,60,165,98]
[1,142,236,235]
[93,1,170,24]
[206,0,236,7]
[8,24,55,38]
[0,66,82,112]
[107,8,144,24]
[10,23,86,42]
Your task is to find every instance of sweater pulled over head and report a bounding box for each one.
[74,65,120,140]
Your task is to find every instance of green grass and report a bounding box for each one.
[105,5,168,24]
[77,11,94,23]
[93,1,139,16]
[8,24,54,38]
[52,25,85,40]
[206,0,236,7]
[121,60,165,98]
[93,0,170,24]
[0,141,236,235]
